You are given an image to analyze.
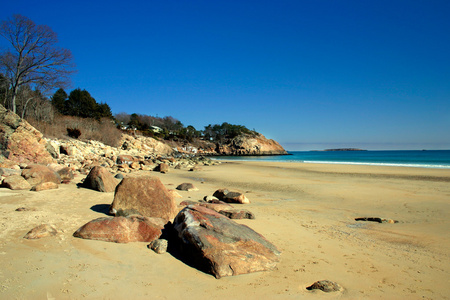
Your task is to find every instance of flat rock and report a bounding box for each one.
[173,205,280,278]
[83,166,118,192]
[355,217,398,224]
[110,176,179,222]
[31,181,59,191]
[1,174,31,190]
[219,209,255,219]
[23,224,57,239]
[73,216,165,243]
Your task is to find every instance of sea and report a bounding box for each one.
[214,150,450,169]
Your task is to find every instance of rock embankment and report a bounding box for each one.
[215,133,288,156]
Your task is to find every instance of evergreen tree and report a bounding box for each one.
[51,88,68,114]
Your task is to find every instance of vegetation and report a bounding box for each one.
[0,15,75,115]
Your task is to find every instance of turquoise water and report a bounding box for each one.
[214,150,450,169]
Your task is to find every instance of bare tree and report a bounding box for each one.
[0,14,75,114]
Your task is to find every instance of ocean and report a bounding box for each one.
[214,150,450,169]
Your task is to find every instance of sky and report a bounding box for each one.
[1,0,449,150]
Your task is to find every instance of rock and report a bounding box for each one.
[31,181,59,191]
[83,166,118,192]
[115,208,143,217]
[306,280,342,292]
[21,164,61,187]
[15,207,36,211]
[117,155,134,165]
[130,161,140,169]
[1,174,31,190]
[0,104,55,165]
[147,239,168,254]
[213,189,250,204]
[355,217,399,224]
[156,163,169,173]
[173,205,280,278]
[23,224,57,239]
[110,176,179,222]
[215,132,288,156]
[203,195,219,202]
[218,209,255,219]
[56,167,74,182]
[176,183,198,191]
[114,173,124,180]
[73,216,165,243]
[0,167,22,177]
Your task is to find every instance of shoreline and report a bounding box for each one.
[1,161,449,299]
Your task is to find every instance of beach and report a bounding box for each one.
[1,161,449,299]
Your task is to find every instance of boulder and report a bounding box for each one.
[110,176,179,222]
[31,181,59,192]
[156,163,169,173]
[173,205,280,278]
[0,168,22,177]
[23,224,57,239]
[176,183,198,191]
[83,166,118,192]
[73,216,165,243]
[1,174,31,190]
[0,104,55,165]
[21,164,61,187]
[57,167,74,182]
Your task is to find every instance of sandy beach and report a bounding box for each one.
[1,161,449,299]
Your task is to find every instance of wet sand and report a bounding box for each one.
[1,161,449,299]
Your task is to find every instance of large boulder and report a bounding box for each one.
[110,176,178,222]
[173,205,280,278]
[21,164,61,187]
[73,216,165,243]
[0,104,55,165]
[83,166,119,192]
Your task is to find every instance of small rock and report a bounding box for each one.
[1,175,32,190]
[219,209,255,219]
[24,224,57,239]
[147,239,168,254]
[355,217,398,223]
[176,183,198,191]
[306,280,342,292]
[31,181,59,191]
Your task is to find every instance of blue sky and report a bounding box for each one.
[1,0,449,150]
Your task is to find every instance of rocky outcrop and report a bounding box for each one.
[110,176,179,222]
[0,104,55,165]
[173,205,280,278]
[73,216,165,243]
[215,133,287,156]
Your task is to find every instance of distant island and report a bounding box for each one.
[323,148,367,151]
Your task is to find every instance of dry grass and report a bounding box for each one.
[28,115,122,147]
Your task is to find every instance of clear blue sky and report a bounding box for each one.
[2,0,449,150]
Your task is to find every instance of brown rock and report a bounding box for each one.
[213,189,250,204]
[0,104,55,165]
[110,176,179,222]
[21,164,61,187]
[24,224,57,239]
[176,183,198,191]
[73,216,165,243]
[116,155,134,165]
[1,174,31,190]
[56,167,74,181]
[83,166,118,192]
[147,239,168,254]
[173,205,280,278]
[156,163,169,173]
[31,181,59,191]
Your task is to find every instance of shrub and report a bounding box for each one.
[67,128,81,139]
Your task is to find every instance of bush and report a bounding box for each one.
[67,128,81,139]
